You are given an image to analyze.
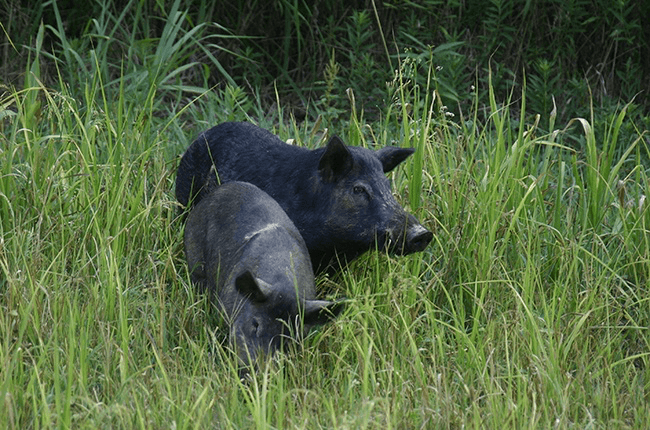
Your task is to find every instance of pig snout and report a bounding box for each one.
[404,223,433,253]
[231,318,284,366]
[386,213,433,255]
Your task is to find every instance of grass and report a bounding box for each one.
[2,6,650,430]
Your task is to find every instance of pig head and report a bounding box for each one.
[300,137,433,272]
[225,270,343,365]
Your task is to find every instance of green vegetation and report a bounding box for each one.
[1,0,649,428]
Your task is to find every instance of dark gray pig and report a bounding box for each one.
[184,181,343,365]
[176,121,433,274]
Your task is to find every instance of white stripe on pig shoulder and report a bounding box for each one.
[243,223,282,242]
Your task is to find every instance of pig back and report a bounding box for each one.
[235,220,315,301]
[184,181,312,296]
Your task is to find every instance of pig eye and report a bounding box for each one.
[353,184,369,197]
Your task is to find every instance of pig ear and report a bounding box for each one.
[235,271,267,303]
[303,299,345,326]
[318,136,353,181]
[375,146,416,173]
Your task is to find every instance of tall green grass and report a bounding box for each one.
[1,3,650,429]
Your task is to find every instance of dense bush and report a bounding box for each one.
[2,0,649,124]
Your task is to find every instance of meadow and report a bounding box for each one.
[1,1,649,428]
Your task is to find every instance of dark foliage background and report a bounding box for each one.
[2,0,649,127]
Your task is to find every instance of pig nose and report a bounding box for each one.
[406,225,433,253]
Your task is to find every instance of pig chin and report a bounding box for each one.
[372,229,407,254]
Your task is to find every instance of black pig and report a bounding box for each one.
[177,121,432,274]
[184,181,343,365]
